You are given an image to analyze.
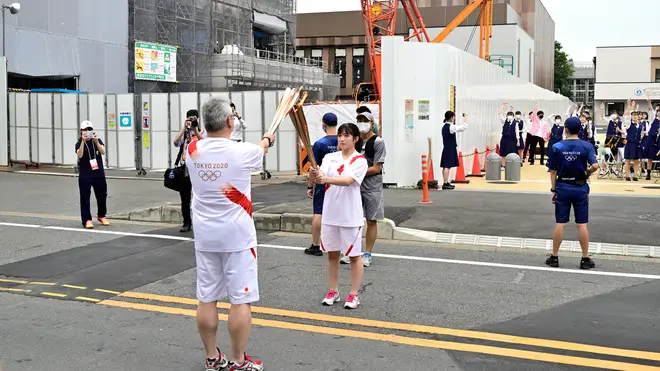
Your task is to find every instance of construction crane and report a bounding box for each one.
[355,0,493,103]
[355,0,429,102]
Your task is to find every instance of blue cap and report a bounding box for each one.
[564,117,581,132]
[322,112,338,126]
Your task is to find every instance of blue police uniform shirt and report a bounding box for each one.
[312,135,337,190]
[75,138,105,178]
[547,139,597,183]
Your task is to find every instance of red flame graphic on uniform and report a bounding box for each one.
[187,138,200,161]
[220,184,253,217]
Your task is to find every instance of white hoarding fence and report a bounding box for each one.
[6,91,300,175]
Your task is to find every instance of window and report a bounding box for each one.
[352,48,366,87]
[334,49,347,88]
[295,49,305,58]
[656,69,660,83]
[311,49,323,68]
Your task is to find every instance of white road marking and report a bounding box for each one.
[1,221,659,281]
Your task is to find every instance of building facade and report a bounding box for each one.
[295,0,555,98]
[3,0,338,99]
[568,62,595,109]
[2,0,129,93]
[594,45,660,123]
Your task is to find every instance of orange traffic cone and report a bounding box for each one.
[428,158,435,182]
[453,152,470,184]
[467,148,483,177]
[482,146,490,171]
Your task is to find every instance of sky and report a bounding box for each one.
[295,0,659,62]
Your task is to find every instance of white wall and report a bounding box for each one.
[6,91,300,174]
[381,36,571,187]
[595,47,652,83]
[0,57,6,166]
[414,24,535,82]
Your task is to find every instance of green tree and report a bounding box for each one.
[554,41,575,98]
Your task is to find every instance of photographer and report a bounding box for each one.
[76,120,109,229]
[229,102,247,142]
[173,109,206,232]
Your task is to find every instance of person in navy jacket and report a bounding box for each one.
[498,103,519,166]
[622,111,643,181]
[641,96,660,180]
[440,111,468,190]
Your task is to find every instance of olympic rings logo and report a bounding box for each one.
[198,170,222,181]
[564,154,578,162]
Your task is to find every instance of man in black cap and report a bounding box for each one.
[545,117,599,270]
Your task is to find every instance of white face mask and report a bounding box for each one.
[611,114,618,120]
[554,119,561,124]
[357,122,371,134]
[515,115,521,120]
[507,115,513,121]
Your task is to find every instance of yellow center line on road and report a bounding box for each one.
[28,281,56,286]
[118,291,660,363]
[0,278,28,284]
[98,299,660,371]
[62,284,87,290]
[41,292,67,298]
[0,287,31,293]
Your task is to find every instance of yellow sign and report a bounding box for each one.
[449,85,456,112]
[371,3,382,17]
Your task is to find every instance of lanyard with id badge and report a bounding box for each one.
[86,140,99,171]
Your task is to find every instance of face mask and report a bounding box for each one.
[554,119,561,124]
[507,115,513,121]
[515,115,521,120]
[357,122,371,134]
[538,115,544,119]
[611,114,618,120]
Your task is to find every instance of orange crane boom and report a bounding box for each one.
[430,0,493,59]
[355,0,493,103]
[357,0,429,102]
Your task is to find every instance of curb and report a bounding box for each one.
[109,204,660,259]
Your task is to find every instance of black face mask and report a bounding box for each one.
[538,115,544,119]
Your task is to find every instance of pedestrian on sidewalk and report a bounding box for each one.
[440,111,468,190]
[310,123,368,310]
[172,109,206,233]
[340,111,385,267]
[186,96,275,371]
[546,117,598,270]
[304,112,338,257]
[75,120,109,229]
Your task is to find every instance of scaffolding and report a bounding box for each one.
[128,0,314,95]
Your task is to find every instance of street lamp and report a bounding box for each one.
[1,2,20,57]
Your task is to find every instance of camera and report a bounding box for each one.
[190,118,198,128]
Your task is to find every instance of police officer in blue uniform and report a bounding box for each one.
[545,117,599,270]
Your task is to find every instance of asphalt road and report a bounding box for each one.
[3,172,659,247]
[1,213,660,371]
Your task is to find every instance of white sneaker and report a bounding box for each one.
[344,293,360,309]
[362,253,372,267]
[339,255,350,264]
[322,290,340,306]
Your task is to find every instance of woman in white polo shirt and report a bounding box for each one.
[310,123,368,309]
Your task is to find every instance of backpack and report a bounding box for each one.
[364,135,382,175]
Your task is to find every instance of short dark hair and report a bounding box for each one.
[230,103,236,109]
[337,123,364,152]
[356,106,371,114]
[444,110,455,122]
[186,109,199,117]
[567,126,580,135]
[537,111,544,116]
[515,111,522,115]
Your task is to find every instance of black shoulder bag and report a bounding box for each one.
[164,144,187,192]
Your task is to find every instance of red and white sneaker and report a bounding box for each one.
[204,347,229,371]
[229,353,264,371]
[322,290,340,306]
[344,293,360,309]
